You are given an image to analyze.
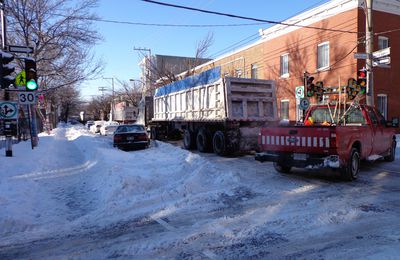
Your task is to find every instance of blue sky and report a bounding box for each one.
[81,0,330,99]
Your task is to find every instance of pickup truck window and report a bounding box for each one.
[309,107,366,125]
[310,108,333,123]
[366,107,378,125]
[344,108,366,124]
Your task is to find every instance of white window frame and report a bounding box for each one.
[251,64,258,79]
[377,94,388,119]
[317,42,330,71]
[378,36,389,50]
[280,99,290,120]
[280,53,289,78]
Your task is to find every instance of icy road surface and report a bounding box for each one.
[0,124,399,259]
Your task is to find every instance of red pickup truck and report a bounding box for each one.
[255,104,397,181]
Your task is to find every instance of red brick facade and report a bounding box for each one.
[197,1,400,124]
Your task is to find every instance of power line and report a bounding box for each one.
[51,13,269,28]
[141,0,360,34]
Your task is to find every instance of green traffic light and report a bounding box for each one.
[26,79,38,91]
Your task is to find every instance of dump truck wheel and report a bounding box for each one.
[196,128,211,152]
[213,131,226,156]
[183,129,196,150]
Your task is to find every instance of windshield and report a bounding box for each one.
[116,125,145,133]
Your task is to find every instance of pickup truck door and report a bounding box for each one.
[365,107,387,155]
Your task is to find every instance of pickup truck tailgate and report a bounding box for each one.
[259,126,334,154]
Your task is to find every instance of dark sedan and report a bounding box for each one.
[113,124,149,150]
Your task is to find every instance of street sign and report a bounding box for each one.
[18,92,36,104]
[0,101,18,119]
[373,57,391,67]
[295,86,304,99]
[354,53,369,59]
[15,71,26,86]
[299,98,310,110]
[372,47,390,59]
[8,45,34,54]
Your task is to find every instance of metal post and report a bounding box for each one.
[365,0,374,106]
[0,0,6,50]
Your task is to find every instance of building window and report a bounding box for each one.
[251,64,258,79]
[377,94,388,119]
[280,54,289,77]
[317,42,330,70]
[280,100,289,120]
[378,36,389,50]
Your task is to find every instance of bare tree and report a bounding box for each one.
[6,0,103,89]
[114,79,142,108]
[86,95,112,121]
[140,32,214,90]
[5,0,103,123]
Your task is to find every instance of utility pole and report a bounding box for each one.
[133,47,151,96]
[103,77,114,121]
[365,0,374,106]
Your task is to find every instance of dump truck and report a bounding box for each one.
[149,67,277,155]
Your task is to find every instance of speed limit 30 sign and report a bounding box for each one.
[18,92,37,104]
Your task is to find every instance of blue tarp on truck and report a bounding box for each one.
[154,67,221,97]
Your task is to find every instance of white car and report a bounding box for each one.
[90,120,106,134]
[100,122,119,136]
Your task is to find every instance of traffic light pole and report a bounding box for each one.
[1,0,12,156]
[365,0,374,106]
[0,0,6,50]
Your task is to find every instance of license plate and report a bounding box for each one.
[293,153,307,161]
[127,136,135,141]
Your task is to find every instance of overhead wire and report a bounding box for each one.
[141,0,360,34]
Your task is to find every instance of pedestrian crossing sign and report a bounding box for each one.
[15,71,26,86]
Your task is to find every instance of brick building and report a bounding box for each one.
[193,0,400,123]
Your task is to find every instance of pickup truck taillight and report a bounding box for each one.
[330,133,337,148]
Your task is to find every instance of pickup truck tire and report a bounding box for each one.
[183,130,196,150]
[196,128,212,153]
[213,131,227,156]
[273,162,292,174]
[341,148,360,181]
[384,140,396,162]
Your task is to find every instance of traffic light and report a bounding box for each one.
[315,81,324,102]
[25,58,38,91]
[306,75,315,97]
[347,78,357,100]
[357,68,366,94]
[0,51,15,89]
[357,68,366,87]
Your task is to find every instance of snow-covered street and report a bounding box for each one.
[1,124,400,259]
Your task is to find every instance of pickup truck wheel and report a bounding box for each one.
[183,129,196,150]
[213,131,226,156]
[384,140,396,162]
[196,128,211,153]
[273,162,292,174]
[341,148,360,181]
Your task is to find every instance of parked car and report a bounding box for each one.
[86,120,95,130]
[90,120,105,134]
[100,122,119,136]
[113,124,150,150]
